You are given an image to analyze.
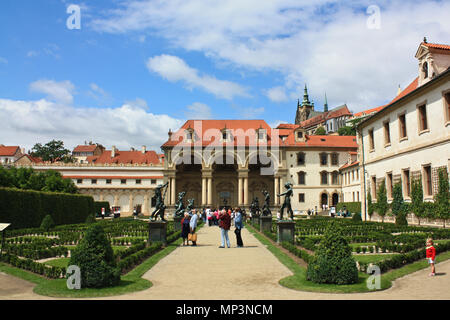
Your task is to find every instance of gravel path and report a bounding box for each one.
[1,224,449,300]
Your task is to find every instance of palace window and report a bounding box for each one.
[106,179,112,184]
[383,121,391,145]
[297,131,303,139]
[371,176,377,199]
[297,152,305,165]
[331,153,339,166]
[399,114,407,139]
[136,179,141,185]
[423,165,432,196]
[418,104,428,132]
[298,193,305,203]
[320,171,328,185]
[368,129,375,151]
[331,171,339,185]
[151,179,156,184]
[387,173,393,199]
[445,92,450,123]
[320,153,328,166]
[402,169,411,198]
[91,179,97,185]
[77,179,83,184]
[121,179,127,185]
[298,171,306,185]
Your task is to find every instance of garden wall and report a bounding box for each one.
[0,187,94,229]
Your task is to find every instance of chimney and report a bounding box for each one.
[21,148,25,155]
[111,145,116,158]
[168,129,173,139]
[141,145,146,154]
[397,84,402,96]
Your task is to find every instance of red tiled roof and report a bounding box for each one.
[162,120,275,147]
[86,150,161,165]
[298,105,352,128]
[281,134,358,148]
[354,105,385,117]
[339,160,359,170]
[389,77,418,104]
[17,154,43,163]
[73,145,98,153]
[423,42,450,51]
[0,146,20,156]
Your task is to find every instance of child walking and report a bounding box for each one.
[426,238,436,276]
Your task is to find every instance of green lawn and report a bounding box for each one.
[353,254,397,264]
[349,242,376,249]
[247,224,450,293]
[0,238,183,298]
[45,258,70,268]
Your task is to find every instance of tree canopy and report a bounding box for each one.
[30,140,73,163]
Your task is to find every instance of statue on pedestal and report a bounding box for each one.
[277,182,293,220]
[150,182,169,221]
[174,191,186,217]
[186,198,195,213]
[261,190,272,216]
[250,197,261,217]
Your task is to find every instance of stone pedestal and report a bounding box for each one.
[259,215,273,232]
[148,221,167,246]
[276,220,296,244]
[173,216,182,232]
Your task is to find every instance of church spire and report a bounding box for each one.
[302,84,310,105]
[324,92,328,112]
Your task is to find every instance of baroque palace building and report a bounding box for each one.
[357,39,450,222]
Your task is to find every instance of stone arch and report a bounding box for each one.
[204,149,244,168]
[170,150,204,168]
[319,191,329,209]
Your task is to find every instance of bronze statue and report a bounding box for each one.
[150,182,169,221]
[277,182,293,220]
[186,198,195,212]
[174,191,186,217]
[261,190,272,216]
[250,197,260,217]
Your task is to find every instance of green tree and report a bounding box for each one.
[40,214,55,232]
[367,192,374,221]
[411,177,424,225]
[31,140,72,163]
[0,165,13,187]
[69,224,120,288]
[376,180,388,223]
[306,222,358,284]
[434,168,450,228]
[338,126,356,136]
[391,183,407,226]
[314,126,326,135]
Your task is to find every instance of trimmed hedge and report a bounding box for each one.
[336,202,361,214]
[282,241,313,264]
[0,187,94,229]
[94,201,111,217]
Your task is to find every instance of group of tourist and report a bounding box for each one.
[180,207,245,248]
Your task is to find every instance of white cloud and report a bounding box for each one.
[146,54,249,100]
[91,0,450,111]
[240,107,265,119]
[29,80,75,105]
[184,102,213,119]
[265,86,288,103]
[0,98,184,152]
[26,44,60,59]
[0,57,7,64]
[88,83,113,105]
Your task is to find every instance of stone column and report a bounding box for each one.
[143,194,149,214]
[99,193,104,201]
[202,177,207,206]
[129,193,134,215]
[171,177,176,205]
[207,178,212,206]
[113,193,119,206]
[274,177,279,205]
[243,177,249,206]
[238,177,243,205]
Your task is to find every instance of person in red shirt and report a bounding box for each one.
[218,208,231,248]
[426,238,436,276]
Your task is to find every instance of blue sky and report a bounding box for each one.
[0,0,449,151]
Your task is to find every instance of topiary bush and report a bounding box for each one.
[85,213,96,224]
[306,222,358,285]
[352,212,362,221]
[69,224,120,288]
[40,214,55,232]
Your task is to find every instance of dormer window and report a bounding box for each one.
[297,131,303,139]
[221,128,232,142]
[423,62,428,79]
[256,128,266,141]
[185,128,194,141]
[294,128,306,142]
